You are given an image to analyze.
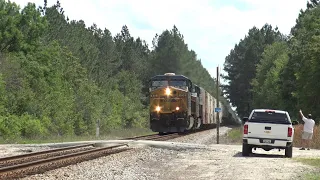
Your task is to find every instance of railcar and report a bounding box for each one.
[148,73,237,134]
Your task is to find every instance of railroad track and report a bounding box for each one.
[0,132,183,179]
[124,132,182,141]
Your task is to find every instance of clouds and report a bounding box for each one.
[10,0,307,79]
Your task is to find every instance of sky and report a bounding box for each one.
[10,0,307,82]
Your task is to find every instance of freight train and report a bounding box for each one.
[148,73,239,134]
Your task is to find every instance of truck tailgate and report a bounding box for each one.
[247,122,289,140]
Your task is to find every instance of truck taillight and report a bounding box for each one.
[288,127,292,137]
[244,124,248,134]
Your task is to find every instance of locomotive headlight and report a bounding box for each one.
[165,87,171,95]
[155,106,161,112]
[176,107,180,111]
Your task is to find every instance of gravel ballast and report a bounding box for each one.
[0,126,319,180]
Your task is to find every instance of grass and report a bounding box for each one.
[295,158,320,180]
[0,127,155,144]
[297,158,320,167]
[226,127,242,144]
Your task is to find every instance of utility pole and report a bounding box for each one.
[216,66,220,144]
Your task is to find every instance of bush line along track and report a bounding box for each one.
[0,131,191,179]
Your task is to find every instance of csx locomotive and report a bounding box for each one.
[149,73,228,134]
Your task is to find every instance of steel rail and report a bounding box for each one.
[0,143,95,168]
[0,144,130,180]
[0,127,210,179]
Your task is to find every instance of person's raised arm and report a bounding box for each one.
[299,109,307,122]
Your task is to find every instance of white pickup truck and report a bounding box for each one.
[242,109,297,158]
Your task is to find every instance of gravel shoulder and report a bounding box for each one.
[1,126,319,180]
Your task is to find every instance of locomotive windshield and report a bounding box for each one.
[150,80,187,90]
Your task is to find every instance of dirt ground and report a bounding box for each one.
[125,128,320,180]
[138,144,319,180]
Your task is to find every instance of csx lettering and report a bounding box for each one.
[160,99,177,102]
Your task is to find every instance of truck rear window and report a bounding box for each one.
[249,112,290,124]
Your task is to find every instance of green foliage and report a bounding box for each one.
[20,114,49,138]
[0,114,22,139]
[151,26,220,98]
[0,0,23,52]
[0,74,6,115]
[252,41,289,109]
[223,1,320,122]
[223,24,284,117]
[0,0,235,141]
[0,1,47,53]
[288,6,320,121]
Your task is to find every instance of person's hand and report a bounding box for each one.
[299,109,302,113]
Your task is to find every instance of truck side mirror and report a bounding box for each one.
[242,117,249,124]
[292,121,298,125]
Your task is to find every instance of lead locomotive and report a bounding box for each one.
[149,73,221,134]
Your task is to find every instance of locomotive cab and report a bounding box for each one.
[148,73,195,133]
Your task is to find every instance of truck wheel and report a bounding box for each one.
[242,143,250,156]
[285,145,293,158]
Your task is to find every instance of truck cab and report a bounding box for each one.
[242,109,296,158]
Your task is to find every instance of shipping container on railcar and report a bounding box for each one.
[209,93,214,124]
[204,91,209,125]
[199,87,206,126]
[202,90,214,126]
[193,84,202,129]
[148,73,196,134]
